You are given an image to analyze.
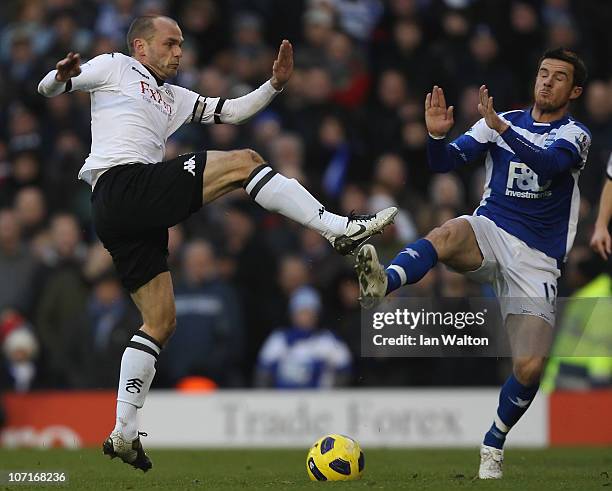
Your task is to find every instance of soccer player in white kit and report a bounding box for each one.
[38,15,397,471]
[355,48,591,479]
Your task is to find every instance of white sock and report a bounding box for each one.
[113,331,162,440]
[115,401,138,440]
[244,165,347,236]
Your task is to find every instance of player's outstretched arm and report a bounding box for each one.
[38,52,81,97]
[39,52,117,97]
[191,40,293,125]
[424,86,471,173]
[479,84,589,180]
[591,178,612,260]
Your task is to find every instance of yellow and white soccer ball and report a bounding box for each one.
[306,434,364,481]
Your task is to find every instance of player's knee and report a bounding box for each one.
[513,357,545,386]
[150,312,177,345]
[164,312,177,337]
[243,148,264,165]
[426,222,457,259]
[235,148,266,185]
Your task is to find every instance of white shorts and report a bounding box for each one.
[460,214,560,326]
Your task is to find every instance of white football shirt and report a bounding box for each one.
[38,52,281,186]
[68,53,200,185]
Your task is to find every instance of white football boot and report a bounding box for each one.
[355,244,388,308]
[478,444,504,479]
[103,430,152,472]
[327,207,398,255]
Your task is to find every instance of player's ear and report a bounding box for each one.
[569,85,583,101]
[133,38,146,57]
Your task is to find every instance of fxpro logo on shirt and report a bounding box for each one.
[505,161,552,199]
[139,80,173,117]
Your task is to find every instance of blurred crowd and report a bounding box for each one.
[0,0,610,392]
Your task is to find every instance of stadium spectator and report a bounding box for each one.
[255,286,352,388]
[0,209,38,314]
[64,269,141,388]
[0,311,41,392]
[157,240,244,387]
[369,153,418,243]
[13,186,46,243]
[299,228,346,295]
[295,8,334,69]
[268,132,306,184]
[220,201,281,379]
[34,213,89,386]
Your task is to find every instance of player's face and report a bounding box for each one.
[533,59,582,113]
[145,19,183,79]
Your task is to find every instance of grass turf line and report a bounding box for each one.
[0,448,610,490]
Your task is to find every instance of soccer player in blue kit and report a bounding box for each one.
[355,48,591,478]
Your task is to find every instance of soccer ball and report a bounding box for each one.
[306,434,364,481]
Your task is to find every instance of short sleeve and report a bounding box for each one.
[70,53,121,92]
[606,152,612,179]
[555,123,592,169]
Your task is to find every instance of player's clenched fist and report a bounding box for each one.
[55,52,81,82]
[425,85,454,138]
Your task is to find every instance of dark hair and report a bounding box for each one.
[538,47,587,87]
[126,15,174,55]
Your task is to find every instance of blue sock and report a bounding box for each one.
[483,374,540,449]
[385,238,438,294]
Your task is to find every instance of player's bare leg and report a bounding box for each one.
[103,271,176,472]
[356,217,483,303]
[479,314,551,479]
[202,149,397,255]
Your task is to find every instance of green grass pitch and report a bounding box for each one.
[0,448,610,490]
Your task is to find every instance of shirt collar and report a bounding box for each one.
[140,62,165,87]
[528,107,570,128]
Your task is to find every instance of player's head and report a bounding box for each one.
[533,47,586,113]
[127,15,183,79]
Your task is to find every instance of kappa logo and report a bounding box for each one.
[318,207,325,219]
[183,156,196,176]
[400,247,420,259]
[125,378,143,394]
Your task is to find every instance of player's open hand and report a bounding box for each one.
[425,86,454,138]
[270,40,293,91]
[55,52,81,82]
[590,224,612,260]
[478,85,508,134]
